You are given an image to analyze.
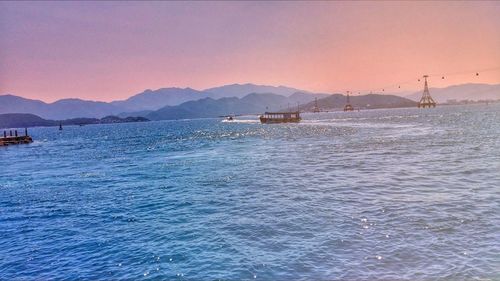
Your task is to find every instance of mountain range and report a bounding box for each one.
[146,92,315,121]
[0,84,328,119]
[0,92,416,127]
[204,83,309,99]
[1,83,498,120]
[301,94,417,111]
[405,83,500,103]
[110,87,206,111]
[0,84,317,119]
[144,92,415,121]
[0,95,124,120]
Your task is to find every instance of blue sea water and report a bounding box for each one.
[1,104,499,280]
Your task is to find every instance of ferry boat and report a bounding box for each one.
[219,114,236,121]
[259,111,301,124]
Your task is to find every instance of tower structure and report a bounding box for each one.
[418,75,436,108]
[344,91,354,112]
[313,97,320,113]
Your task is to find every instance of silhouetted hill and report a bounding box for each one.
[204,83,308,99]
[146,93,292,120]
[0,95,47,113]
[48,99,124,119]
[111,87,207,111]
[146,97,243,120]
[117,110,154,118]
[0,95,125,119]
[146,92,417,120]
[100,115,149,123]
[301,94,417,111]
[2,83,495,120]
[406,83,500,103]
[0,113,149,129]
[112,84,313,112]
[0,113,57,128]
[287,92,330,104]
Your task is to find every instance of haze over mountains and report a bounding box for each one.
[1,83,498,121]
[110,87,205,111]
[0,84,328,119]
[146,92,327,121]
[0,95,124,120]
[205,84,310,99]
[405,83,500,103]
[302,94,417,111]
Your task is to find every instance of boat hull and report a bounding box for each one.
[259,117,301,124]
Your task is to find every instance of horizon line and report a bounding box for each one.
[2,81,499,104]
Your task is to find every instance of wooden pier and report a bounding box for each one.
[0,128,33,146]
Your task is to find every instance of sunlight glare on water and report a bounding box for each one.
[0,104,499,280]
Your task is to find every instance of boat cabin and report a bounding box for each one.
[259,111,301,124]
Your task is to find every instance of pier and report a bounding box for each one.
[0,128,33,146]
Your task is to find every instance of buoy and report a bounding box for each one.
[442,76,445,79]
[476,72,479,76]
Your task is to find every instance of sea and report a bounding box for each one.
[1,104,499,280]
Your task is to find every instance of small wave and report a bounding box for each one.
[221,119,260,124]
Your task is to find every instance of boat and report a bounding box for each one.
[220,114,236,121]
[259,111,301,124]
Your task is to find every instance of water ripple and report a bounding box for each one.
[0,104,499,280]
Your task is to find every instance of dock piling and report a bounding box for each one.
[1,128,33,146]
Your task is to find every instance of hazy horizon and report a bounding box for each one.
[1,1,499,103]
[2,81,500,104]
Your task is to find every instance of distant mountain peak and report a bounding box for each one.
[2,83,498,120]
[204,83,310,99]
[406,83,500,102]
[0,95,124,119]
[55,98,86,102]
[111,87,208,111]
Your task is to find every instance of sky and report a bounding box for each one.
[1,1,499,102]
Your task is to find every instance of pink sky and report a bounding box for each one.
[1,1,499,102]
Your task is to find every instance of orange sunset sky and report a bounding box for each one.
[1,1,499,102]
